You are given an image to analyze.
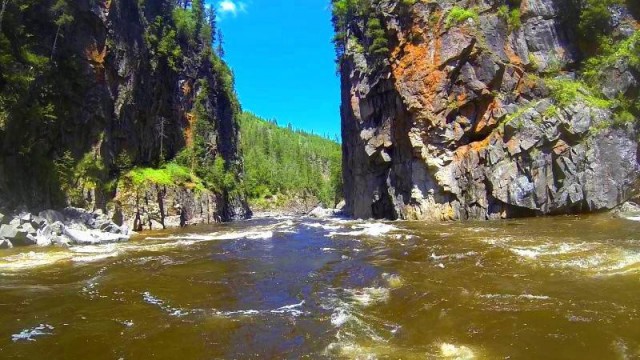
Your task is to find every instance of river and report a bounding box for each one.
[0,214,639,359]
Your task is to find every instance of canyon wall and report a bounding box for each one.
[0,0,250,228]
[336,0,640,220]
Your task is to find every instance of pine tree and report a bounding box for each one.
[206,5,217,45]
[192,0,203,34]
[217,28,225,58]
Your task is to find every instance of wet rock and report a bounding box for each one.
[63,227,128,245]
[0,238,12,249]
[62,228,100,245]
[0,223,35,246]
[613,201,640,218]
[52,235,72,248]
[309,206,335,219]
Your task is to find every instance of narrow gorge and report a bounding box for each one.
[2,1,640,359]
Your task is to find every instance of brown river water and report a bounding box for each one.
[0,214,639,359]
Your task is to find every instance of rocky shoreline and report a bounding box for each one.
[0,208,132,249]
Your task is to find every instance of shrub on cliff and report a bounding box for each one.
[366,17,389,57]
[445,6,478,29]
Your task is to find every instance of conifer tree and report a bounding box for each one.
[206,5,217,45]
[217,28,225,58]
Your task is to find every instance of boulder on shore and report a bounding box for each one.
[0,239,12,249]
[308,206,337,219]
[0,207,133,249]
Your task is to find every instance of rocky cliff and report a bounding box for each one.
[335,0,640,220]
[0,0,250,229]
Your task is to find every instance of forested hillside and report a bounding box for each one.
[240,112,342,211]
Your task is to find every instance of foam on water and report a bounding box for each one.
[382,273,403,288]
[431,251,478,261]
[484,236,640,277]
[0,223,289,273]
[215,300,306,318]
[327,223,398,238]
[346,287,390,307]
[0,251,71,272]
[439,342,476,359]
[505,239,640,275]
[11,324,55,342]
[303,222,343,231]
[479,293,551,300]
[142,291,191,317]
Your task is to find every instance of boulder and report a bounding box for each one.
[0,222,36,246]
[0,224,17,239]
[62,207,96,227]
[0,212,5,225]
[48,221,65,236]
[0,239,12,249]
[38,210,66,224]
[63,227,129,245]
[19,212,32,224]
[308,206,335,219]
[63,227,101,245]
[24,234,41,247]
[52,235,72,247]
[19,222,37,235]
[30,215,47,228]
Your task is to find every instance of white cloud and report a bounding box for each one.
[218,0,247,17]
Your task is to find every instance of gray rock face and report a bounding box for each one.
[0,0,250,223]
[114,182,228,232]
[337,0,640,221]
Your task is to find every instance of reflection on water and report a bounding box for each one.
[1,214,640,359]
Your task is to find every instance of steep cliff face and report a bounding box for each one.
[336,0,640,220]
[0,0,250,225]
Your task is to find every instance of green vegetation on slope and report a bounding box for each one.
[331,0,415,63]
[239,112,343,209]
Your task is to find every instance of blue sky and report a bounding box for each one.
[208,0,342,139]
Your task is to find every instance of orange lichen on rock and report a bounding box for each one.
[85,42,107,82]
[504,41,522,66]
[182,80,192,97]
[86,43,107,65]
[453,131,499,161]
[391,22,447,117]
[473,98,500,134]
[184,113,196,148]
